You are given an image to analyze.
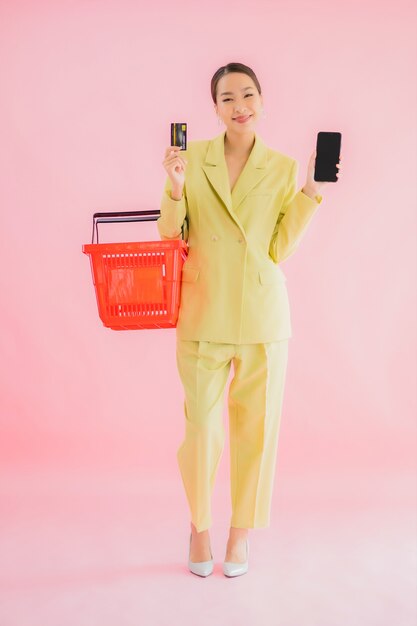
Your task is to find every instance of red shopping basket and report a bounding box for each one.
[82,209,188,330]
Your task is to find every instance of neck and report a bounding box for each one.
[224,130,255,158]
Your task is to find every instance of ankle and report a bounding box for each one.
[228,527,248,541]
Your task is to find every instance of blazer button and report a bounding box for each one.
[237,237,244,243]
[211,235,218,241]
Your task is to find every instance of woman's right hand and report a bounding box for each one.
[162,146,188,191]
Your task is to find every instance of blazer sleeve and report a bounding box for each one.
[268,159,323,264]
[157,175,189,242]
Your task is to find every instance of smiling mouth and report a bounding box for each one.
[233,114,253,122]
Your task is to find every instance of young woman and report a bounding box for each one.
[158,62,341,577]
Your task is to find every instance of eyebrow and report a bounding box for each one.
[219,86,255,96]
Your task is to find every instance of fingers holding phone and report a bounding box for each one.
[314,132,342,182]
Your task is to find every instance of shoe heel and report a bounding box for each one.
[222,538,249,577]
[188,532,214,577]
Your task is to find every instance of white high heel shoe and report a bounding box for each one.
[188,532,214,577]
[223,538,249,577]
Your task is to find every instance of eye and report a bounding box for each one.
[222,93,254,102]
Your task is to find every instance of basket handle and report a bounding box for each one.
[91,209,185,244]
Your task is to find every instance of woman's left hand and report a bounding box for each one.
[302,151,343,198]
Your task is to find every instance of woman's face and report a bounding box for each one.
[214,72,263,134]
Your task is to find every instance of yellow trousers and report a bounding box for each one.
[175,338,289,532]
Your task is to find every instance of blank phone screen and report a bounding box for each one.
[314,132,341,182]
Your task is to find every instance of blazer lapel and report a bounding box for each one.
[201,130,269,235]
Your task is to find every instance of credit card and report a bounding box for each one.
[171,123,187,150]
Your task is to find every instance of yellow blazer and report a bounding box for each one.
[157,130,323,344]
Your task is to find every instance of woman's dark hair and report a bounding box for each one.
[210,62,262,103]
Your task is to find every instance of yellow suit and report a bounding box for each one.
[157,129,322,344]
[158,130,323,533]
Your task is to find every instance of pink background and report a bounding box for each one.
[0,0,416,624]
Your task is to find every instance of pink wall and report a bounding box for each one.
[0,0,415,478]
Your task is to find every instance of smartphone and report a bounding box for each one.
[314,131,341,182]
[171,123,187,150]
